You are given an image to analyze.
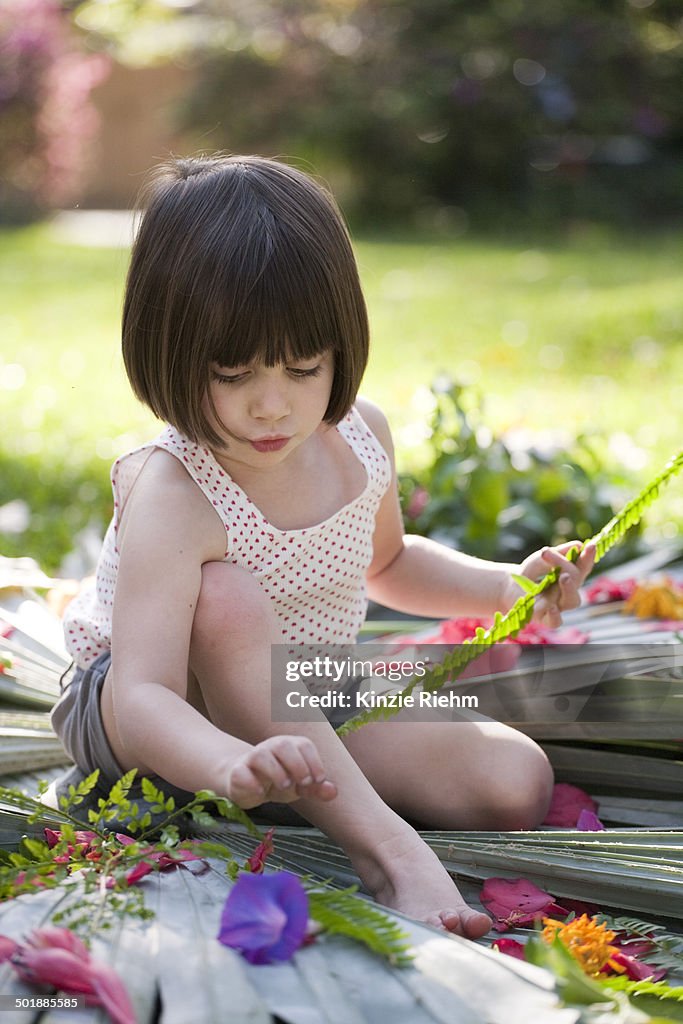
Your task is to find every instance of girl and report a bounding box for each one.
[52,154,594,939]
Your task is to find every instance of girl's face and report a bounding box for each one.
[204,350,335,470]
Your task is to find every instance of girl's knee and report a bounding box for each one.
[489,740,554,831]
[192,561,272,644]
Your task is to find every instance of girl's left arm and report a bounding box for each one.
[359,398,594,625]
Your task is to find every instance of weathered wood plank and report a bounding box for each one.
[152,865,272,1024]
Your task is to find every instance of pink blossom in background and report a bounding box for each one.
[583,577,638,604]
[405,486,430,519]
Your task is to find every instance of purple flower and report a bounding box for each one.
[576,809,605,831]
[217,872,308,965]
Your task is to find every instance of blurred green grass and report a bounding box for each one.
[1,221,681,568]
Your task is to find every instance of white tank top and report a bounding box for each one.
[64,405,392,668]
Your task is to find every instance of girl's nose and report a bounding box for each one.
[250,381,290,421]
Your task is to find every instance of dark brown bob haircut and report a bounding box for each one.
[122,154,369,448]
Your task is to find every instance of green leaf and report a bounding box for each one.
[307,886,413,966]
[510,572,538,594]
[599,977,683,1022]
[141,777,166,806]
[524,934,616,1007]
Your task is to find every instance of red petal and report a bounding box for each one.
[481,877,567,930]
[542,783,598,827]
[609,950,666,982]
[247,828,276,874]
[492,938,526,960]
[44,828,61,848]
[125,861,154,885]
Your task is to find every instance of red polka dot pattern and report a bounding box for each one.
[63,407,391,667]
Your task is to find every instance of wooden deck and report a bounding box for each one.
[1,548,683,1022]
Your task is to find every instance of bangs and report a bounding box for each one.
[205,220,341,370]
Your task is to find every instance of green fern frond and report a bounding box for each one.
[339,449,683,736]
[307,886,413,965]
[599,977,683,1003]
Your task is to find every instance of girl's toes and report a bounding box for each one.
[440,907,491,939]
[461,908,492,939]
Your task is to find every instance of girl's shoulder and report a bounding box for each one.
[352,396,395,462]
[114,445,226,562]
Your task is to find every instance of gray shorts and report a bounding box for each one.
[50,652,308,826]
[50,652,194,808]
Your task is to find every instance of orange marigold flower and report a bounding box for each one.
[542,914,625,977]
[623,578,683,620]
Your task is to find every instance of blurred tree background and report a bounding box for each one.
[4,0,683,229]
[1,0,682,572]
[59,0,683,229]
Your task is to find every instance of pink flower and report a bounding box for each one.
[584,578,637,604]
[1,926,135,1024]
[480,877,567,932]
[542,783,598,827]
[247,828,275,874]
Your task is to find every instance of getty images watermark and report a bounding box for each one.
[270,642,683,734]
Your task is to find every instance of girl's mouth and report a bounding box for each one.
[250,436,291,453]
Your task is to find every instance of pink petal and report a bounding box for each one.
[614,938,655,958]
[609,950,666,982]
[584,578,637,604]
[492,937,526,960]
[28,926,90,961]
[0,936,18,963]
[13,947,95,993]
[89,962,137,1024]
[155,848,204,870]
[44,828,62,848]
[543,783,598,827]
[247,828,276,874]
[576,809,605,831]
[481,877,567,930]
[125,861,154,886]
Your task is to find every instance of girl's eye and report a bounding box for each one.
[211,365,322,384]
[211,371,248,384]
[288,365,322,378]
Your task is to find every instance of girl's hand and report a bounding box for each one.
[226,735,338,809]
[516,540,596,629]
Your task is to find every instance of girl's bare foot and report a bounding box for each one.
[351,828,491,939]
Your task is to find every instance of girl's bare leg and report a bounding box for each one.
[189,562,546,937]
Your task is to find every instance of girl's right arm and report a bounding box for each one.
[108,450,333,807]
